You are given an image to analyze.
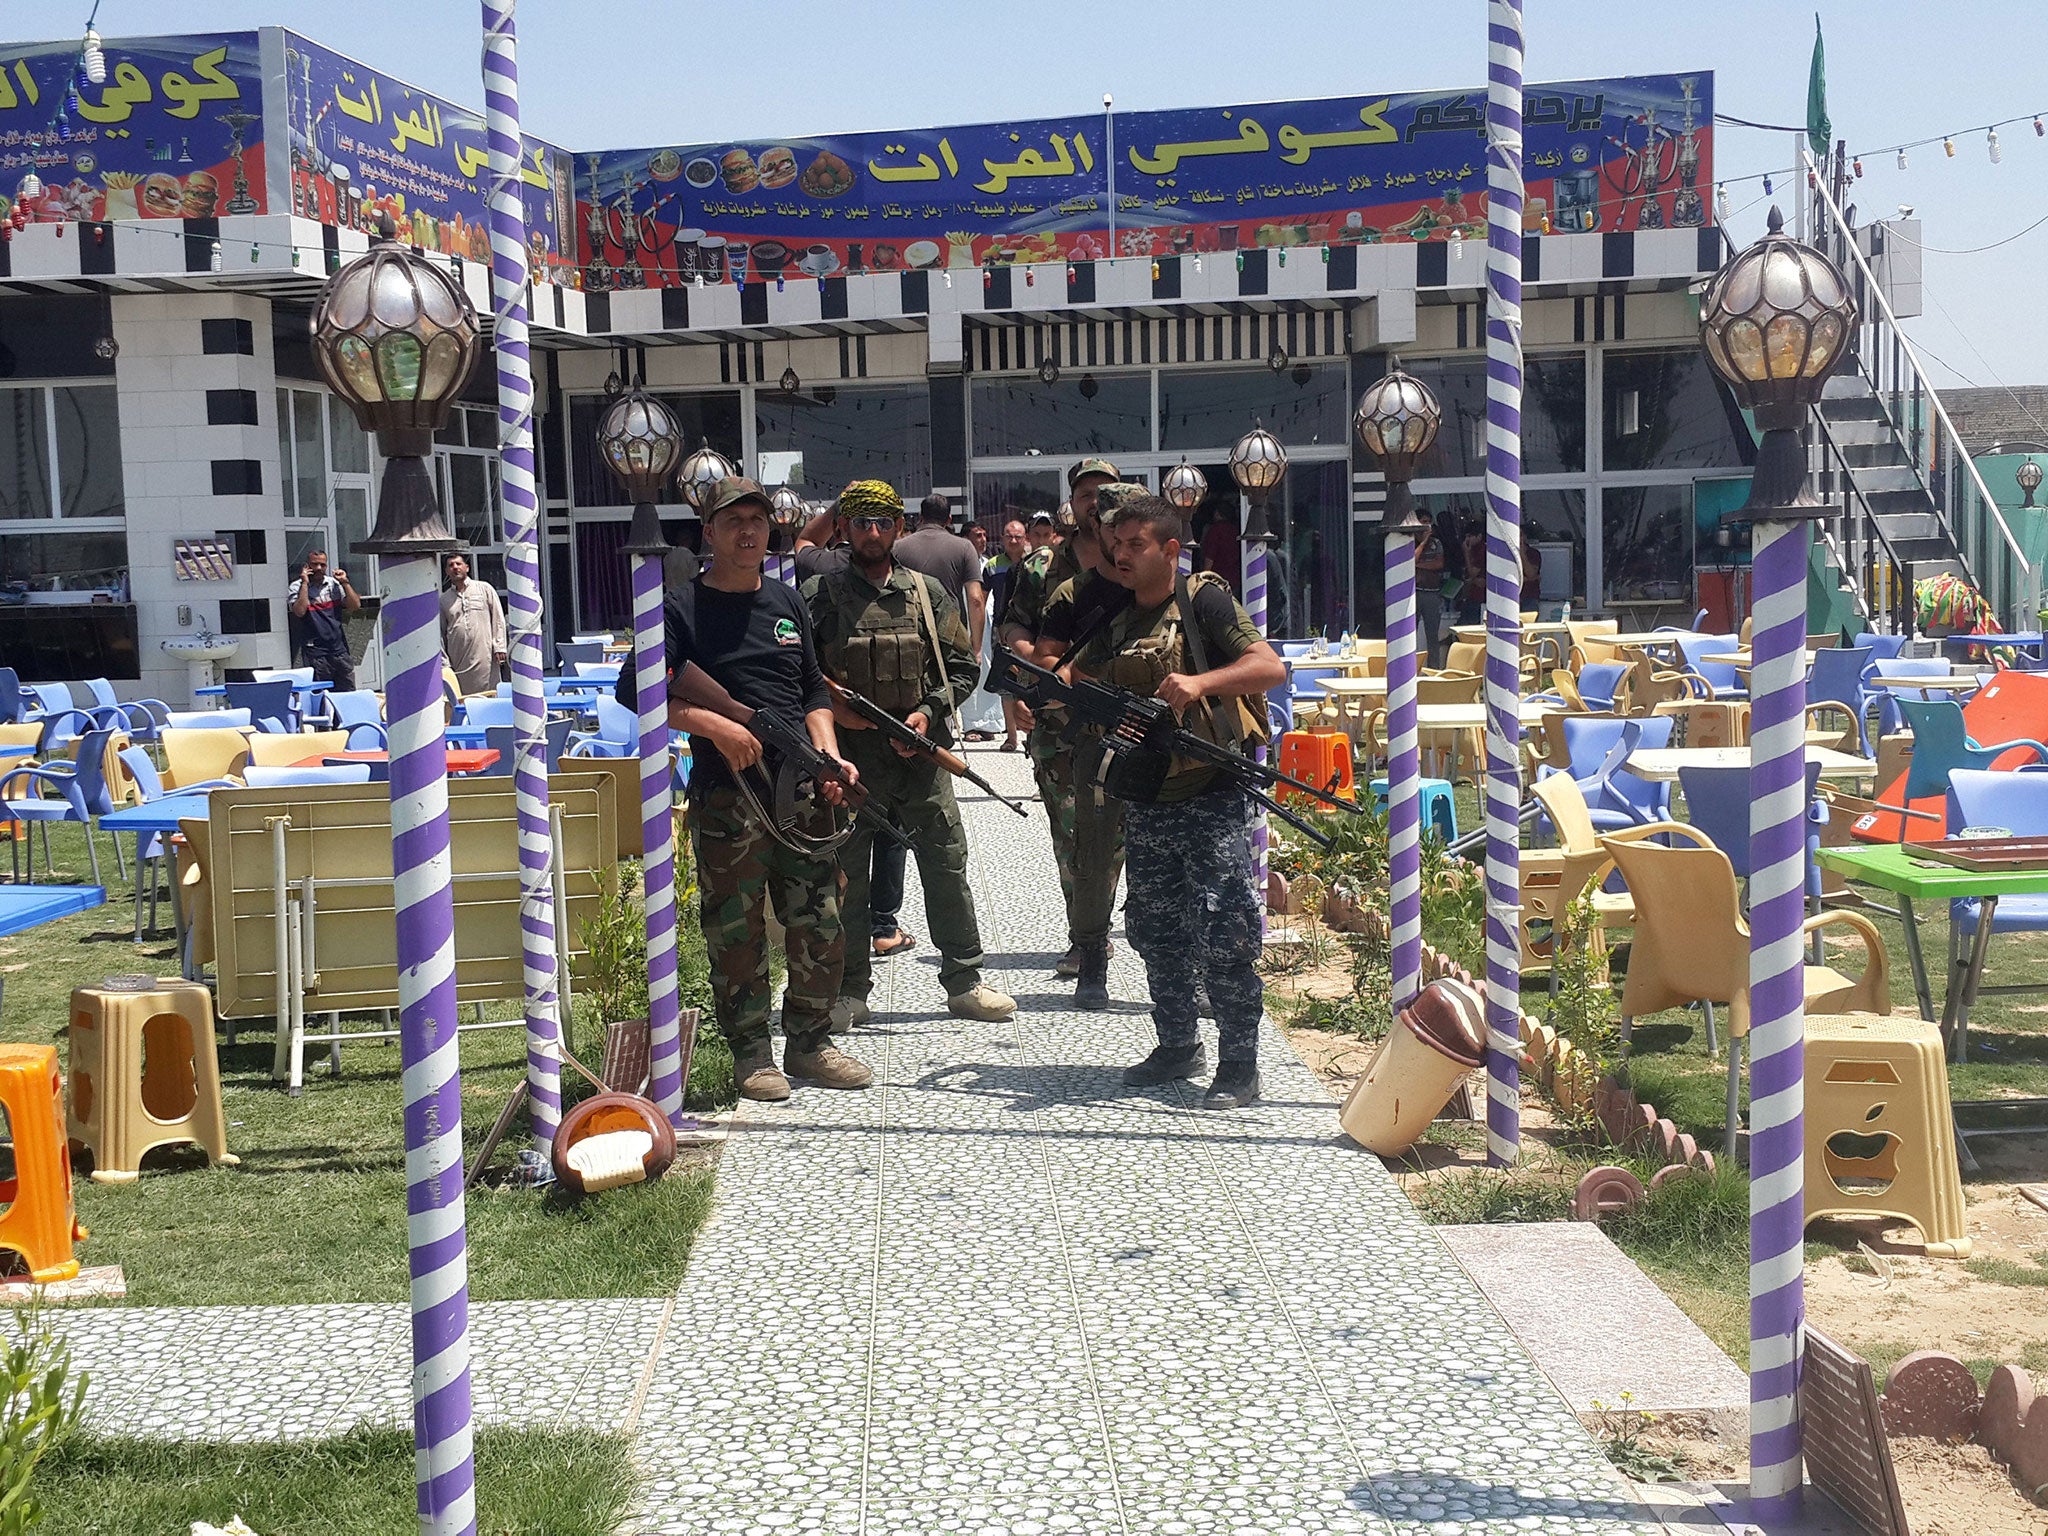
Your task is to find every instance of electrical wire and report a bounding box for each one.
[1882,212,2048,256]
[1714,105,2048,190]
[1921,285,2048,444]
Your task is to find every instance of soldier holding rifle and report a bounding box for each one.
[803,480,1018,1028]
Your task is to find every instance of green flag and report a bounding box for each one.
[1807,14,1832,158]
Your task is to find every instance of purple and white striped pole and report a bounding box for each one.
[1383,533,1423,1012]
[1243,533,1269,918]
[1482,0,1526,1166]
[481,0,561,1158]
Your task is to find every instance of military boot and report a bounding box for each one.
[1073,941,1110,1010]
[783,1042,874,1090]
[732,1045,791,1102]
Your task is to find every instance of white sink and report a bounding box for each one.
[162,636,242,698]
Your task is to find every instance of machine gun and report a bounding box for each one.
[669,662,911,855]
[824,678,1030,817]
[989,649,1362,849]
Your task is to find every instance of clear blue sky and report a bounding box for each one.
[60,0,2048,408]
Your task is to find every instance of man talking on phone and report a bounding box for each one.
[287,548,363,691]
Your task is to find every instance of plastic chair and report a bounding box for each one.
[82,678,171,744]
[566,695,640,759]
[1871,658,1955,734]
[1517,774,1636,980]
[0,1045,84,1283]
[114,747,234,932]
[164,708,253,730]
[1854,631,1909,665]
[557,640,606,668]
[0,668,25,725]
[223,679,299,735]
[246,730,349,768]
[1573,662,1631,713]
[1543,714,1674,830]
[160,727,252,790]
[1884,698,2048,840]
[1678,761,1823,885]
[67,979,237,1183]
[0,725,126,884]
[1806,646,1875,755]
[323,690,389,749]
[1939,769,2048,1023]
[1367,776,1455,840]
[1674,633,1748,701]
[243,764,375,787]
[457,696,517,731]
[1442,639,1486,675]
[1602,825,1892,1153]
[482,717,574,776]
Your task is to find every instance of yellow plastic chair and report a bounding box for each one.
[1442,639,1486,676]
[1416,673,1482,778]
[245,730,349,768]
[1518,774,1636,978]
[1601,824,1892,1153]
[161,728,251,789]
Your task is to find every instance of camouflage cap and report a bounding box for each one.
[1093,482,1154,521]
[1067,456,1120,488]
[703,475,773,519]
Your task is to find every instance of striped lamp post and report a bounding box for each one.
[1164,459,1206,578]
[598,390,697,1127]
[1483,0,1527,1168]
[481,0,562,1160]
[1355,368,1443,1016]
[1699,207,1857,1523]
[768,486,806,586]
[1232,426,1288,927]
[314,222,483,1536]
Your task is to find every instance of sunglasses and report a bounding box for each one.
[847,514,900,532]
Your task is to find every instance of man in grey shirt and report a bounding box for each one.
[893,493,986,654]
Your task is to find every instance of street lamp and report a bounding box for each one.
[676,439,735,512]
[1698,205,1857,1525]
[311,214,481,1529]
[1353,365,1443,1021]
[768,485,807,585]
[1229,422,1287,544]
[2019,457,2042,510]
[1161,458,1207,511]
[598,389,696,1128]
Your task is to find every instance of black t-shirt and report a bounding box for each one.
[794,544,849,583]
[1037,566,1132,649]
[617,576,831,796]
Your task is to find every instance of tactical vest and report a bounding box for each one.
[817,567,931,715]
[1099,573,1269,773]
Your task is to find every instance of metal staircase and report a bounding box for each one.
[1798,152,2038,634]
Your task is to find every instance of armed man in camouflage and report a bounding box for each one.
[1067,492,1285,1108]
[997,457,1132,1006]
[654,476,871,1102]
[804,480,1016,1027]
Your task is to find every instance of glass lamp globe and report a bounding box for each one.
[1353,368,1443,480]
[770,485,807,531]
[1161,458,1207,511]
[1229,424,1288,541]
[311,216,480,457]
[676,440,736,511]
[1699,207,1857,430]
[2019,457,2043,508]
[596,389,682,505]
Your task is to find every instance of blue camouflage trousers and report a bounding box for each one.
[1123,786,1264,1064]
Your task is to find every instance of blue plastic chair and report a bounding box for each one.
[458,697,517,730]
[115,746,234,930]
[1573,662,1631,712]
[1872,658,1958,734]
[243,764,375,787]
[1945,769,2048,1024]
[1884,698,2048,840]
[482,718,573,776]
[1678,761,1824,886]
[1,726,126,884]
[1674,634,1747,700]
[1855,631,1909,665]
[83,678,172,744]
[323,690,389,749]
[164,708,253,730]
[556,640,606,669]
[1539,715,1674,832]
[567,695,639,758]
[223,679,299,735]
[0,669,26,725]
[1806,645,1875,755]
[1285,661,1347,731]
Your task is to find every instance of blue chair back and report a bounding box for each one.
[1559,713,1673,824]
[35,709,99,755]
[243,764,375,787]
[570,661,623,682]
[1897,698,2048,808]
[164,708,253,730]
[1854,631,1909,665]
[117,746,167,802]
[1948,767,2048,837]
[1872,657,1954,732]
[324,689,387,747]
[483,717,574,775]
[25,682,76,718]
[1807,645,1874,754]
[1575,662,1629,711]
[459,697,517,730]
[223,680,298,734]
[0,668,21,724]
[1675,633,1745,697]
[592,694,638,749]
[556,640,605,668]
[66,727,122,816]
[1680,761,1823,880]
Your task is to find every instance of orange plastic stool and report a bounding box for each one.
[0,1045,85,1283]
[1277,731,1354,805]
[67,979,237,1185]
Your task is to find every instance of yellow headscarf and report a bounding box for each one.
[839,479,904,520]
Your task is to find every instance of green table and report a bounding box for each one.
[1818,840,2048,1167]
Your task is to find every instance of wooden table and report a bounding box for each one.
[1624,744,1876,783]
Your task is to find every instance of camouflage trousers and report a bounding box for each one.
[687,786,845,1056]
[1123,787,1263,1064]
[1031,726,1125,949]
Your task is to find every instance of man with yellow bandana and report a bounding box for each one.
[805,479,1017,1027]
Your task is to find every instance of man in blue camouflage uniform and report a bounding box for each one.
[1066,493,1284,1108]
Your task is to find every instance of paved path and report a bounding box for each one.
[628,751,1657,1535]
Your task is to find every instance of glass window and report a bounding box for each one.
[1393,354,1586,477]
[1268,461,1351,637]
[1524,489,1589,605]
[569,391,744,508]
[972,471,1062,532]
[292,389,326,518]
[0,529,127,589]
[328,392,369,474]
[0,390,52,520]
[1411,492,1491,622]
[1602,485,1695,609]
[332,485,374,596]
[447,454,494,549]
[277,389,295,514]
[1159,364,1348,452]
[756,384,931,501]
[971,374,1150,458]
[53,387,123,519]
[1603,348,1754,471]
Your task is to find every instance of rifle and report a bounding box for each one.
[668,662,911,853]
[824,678,1030,817]
[989,649,1362,849]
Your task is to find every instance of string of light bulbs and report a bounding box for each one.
[8,4,105,204]
[1707,103,2048,215]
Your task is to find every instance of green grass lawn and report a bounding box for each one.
[37,1426,634,1536]
[0,820,731,1307]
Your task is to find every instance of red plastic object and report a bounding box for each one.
[1853,671,2048,843]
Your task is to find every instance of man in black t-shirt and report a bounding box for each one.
[636,477,871,1102]
[287,550,362,691]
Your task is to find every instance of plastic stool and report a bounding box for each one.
[1277,732,1354,805]
[1368,777,1459,841]
[1803,1014,1970,1258]
[0,1045,85,1282]
[67,979,237,1184]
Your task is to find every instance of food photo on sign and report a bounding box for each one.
[572,73,1709,288]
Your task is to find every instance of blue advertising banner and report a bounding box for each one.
[282,31,576,279]
[576,73,1710,287]
[0,33,266,222]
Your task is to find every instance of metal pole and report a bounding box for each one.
[1748,515,1811,1518]
[1384,526,1422,1012]
[1483,0,1525,1165]
[382,540,478,1536]
[1104,94,1116,256]
[1243,524,1268,925]
[481,0,561,1158]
